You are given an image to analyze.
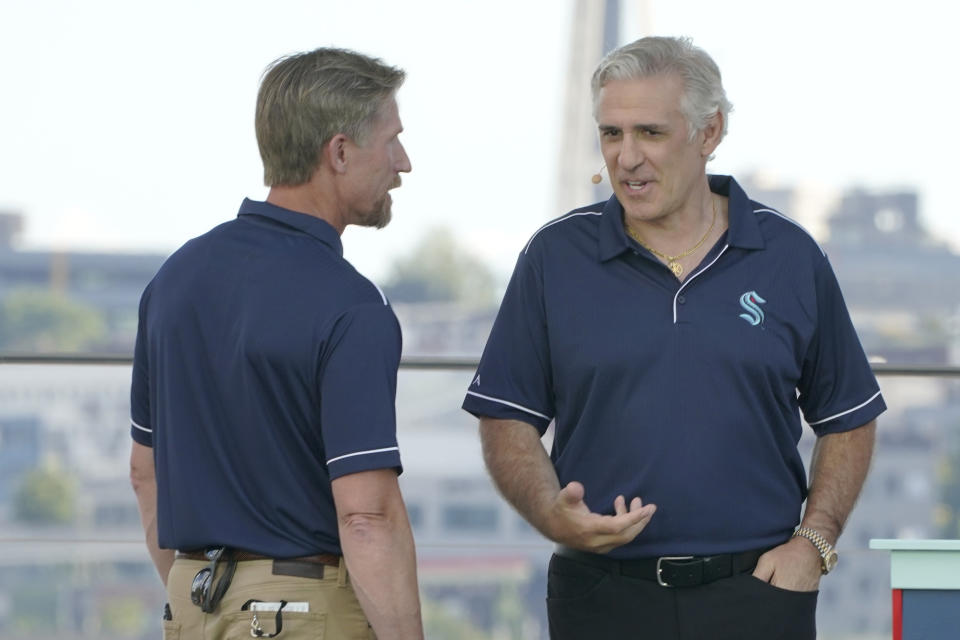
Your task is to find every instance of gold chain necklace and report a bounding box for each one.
[625,199,717,278]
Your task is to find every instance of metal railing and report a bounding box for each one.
[2,352,960,377]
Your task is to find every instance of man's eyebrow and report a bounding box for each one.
[633,123,668,133]
[597,123,668,132]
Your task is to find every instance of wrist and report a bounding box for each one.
[541,505,577,547]
[792,526,839,574]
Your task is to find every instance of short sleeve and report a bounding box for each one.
[462,250,554,433]
[797,255,886,435]
[320,303,403,479]
[130,283,153,447]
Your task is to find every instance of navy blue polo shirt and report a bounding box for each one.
[131,198,403,557]
[462,175,885,559]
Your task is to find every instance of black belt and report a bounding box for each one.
[177,549,340,580]
[555,545,770,588]
[177,550,340,566]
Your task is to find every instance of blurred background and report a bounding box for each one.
[1,0,959,637]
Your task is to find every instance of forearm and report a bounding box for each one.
[335,472,423,639]
[135,488,175,586]
[129,442,175,585]
[479,418,561,538]
[802,420,877,544]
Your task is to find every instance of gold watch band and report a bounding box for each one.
[792,526,838,574]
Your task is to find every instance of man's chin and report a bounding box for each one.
[374,210,392,229]
[373,202,392,229]
[356,205,392,230]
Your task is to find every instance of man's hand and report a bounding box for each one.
[752,536,821,592]
[479,418,655,554]
[547,481,656,554]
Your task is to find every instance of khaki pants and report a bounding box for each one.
[163,557,375,639]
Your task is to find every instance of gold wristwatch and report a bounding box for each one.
[793,526,838,574]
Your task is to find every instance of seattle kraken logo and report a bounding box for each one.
[738,291,766,326]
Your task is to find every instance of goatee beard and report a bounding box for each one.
[360,201,391,229]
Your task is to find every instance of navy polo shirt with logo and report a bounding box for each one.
[130,198,403,558]
[462,175,885,559]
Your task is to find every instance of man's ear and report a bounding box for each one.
[699,112,723,158]
[324,133,350,174]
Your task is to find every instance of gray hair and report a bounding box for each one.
[255,48,405,187]
[591,36,732,142]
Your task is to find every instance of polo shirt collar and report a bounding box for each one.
[237,198,344,256]
[597,197,631,262]
[708,174,765,250]
[597,174,764,262]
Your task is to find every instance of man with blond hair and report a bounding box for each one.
[464,36,882,639]
[131,47,422,639]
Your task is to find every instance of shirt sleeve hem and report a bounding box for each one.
[806,392,886,435]
[130,424,153,447]
[462,395,552,434]
[327,449,403,480]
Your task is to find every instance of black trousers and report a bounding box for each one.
[547,553,818,640]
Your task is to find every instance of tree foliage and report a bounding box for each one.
[13,465,77,525]
[422,597,490,640]
[0,289,106,352]
[382,227,498,309]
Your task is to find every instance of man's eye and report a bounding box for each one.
[601,130,621,138]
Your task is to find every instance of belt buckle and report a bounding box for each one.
[656,555,694,587]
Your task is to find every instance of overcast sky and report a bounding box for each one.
[2,0,957,282]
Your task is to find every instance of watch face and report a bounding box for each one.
[823,551,839,574]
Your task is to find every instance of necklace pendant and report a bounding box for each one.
[668,261,683,278]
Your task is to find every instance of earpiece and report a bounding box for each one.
[591,165,605,184]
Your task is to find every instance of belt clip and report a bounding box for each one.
[656,555,694,587]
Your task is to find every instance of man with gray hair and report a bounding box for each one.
[130,47,423,639]
[463,36,881,638]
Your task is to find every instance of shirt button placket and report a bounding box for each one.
[674,292,688,324]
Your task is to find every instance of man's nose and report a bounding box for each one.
[618,135,644,170]
[396,141,412,173]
